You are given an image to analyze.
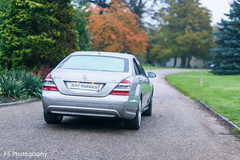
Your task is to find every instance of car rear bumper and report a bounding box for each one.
[42,91,138,119]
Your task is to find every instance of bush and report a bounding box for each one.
[0,75,26,98]
[6,70,28,81]
[23,73,43,98]
[0,70,43,99]
[30,65,52,79]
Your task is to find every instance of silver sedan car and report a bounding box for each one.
[42,51,156,130]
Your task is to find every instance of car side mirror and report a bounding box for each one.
[148,72,156,78]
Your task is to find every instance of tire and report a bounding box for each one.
[125,100,142,130]
[44,111,63,124]
[142,98,152,116]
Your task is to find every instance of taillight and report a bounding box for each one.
[42,74,58,91]
[110,79,131,95]
[43,86,58,91]
[110,91,130,95]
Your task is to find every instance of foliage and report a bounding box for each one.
[87,0,148,56]
[0,0,11,23]
[166,71,240,129]
[6,70,29,82]
[0,0,12,71]
[121,0,157,25]
[30,65,52,79]
[74,0,109,8]
[0,65,3,74]
[0,75,25,98]
[74,0,160,26]
[0,0,79,70]
[149,0,214,68]
[148,27,174,66]
[74,3,91,51]
[0,70,43,99]
[211,0,240,75]
[23,72,43,98]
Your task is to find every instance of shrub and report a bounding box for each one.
[0,64,3,73]
[0,75,26,98]
[6,70,28,81]
[30,65,52,79]
[0,70,43,99]
[23,73,43,98]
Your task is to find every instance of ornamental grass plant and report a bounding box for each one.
[0,70,43,103]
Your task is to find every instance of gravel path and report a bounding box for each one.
[0,69,239,160]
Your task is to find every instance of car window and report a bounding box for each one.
[133,59,141,75]
[59,55,129,72]
[135,59,146,76]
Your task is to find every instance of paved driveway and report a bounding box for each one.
[0,69,240,160]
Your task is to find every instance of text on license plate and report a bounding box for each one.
[70,83,99,91]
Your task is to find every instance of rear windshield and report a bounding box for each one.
[59,55,129,72]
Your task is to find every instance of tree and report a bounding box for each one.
[122,0,157,25]
[211,0,240,75]
[74,0,161,27]
[0,0,11,22]
[0,0,12,71]
[74,4,91,51]
[0,0,79,70]
[87,0,148,56]
[74,0,109,8]
[149,0,214,67]
[148,28,173,66]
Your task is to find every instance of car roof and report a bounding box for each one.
[70,51,136,59]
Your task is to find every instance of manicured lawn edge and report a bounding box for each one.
[166,71,240,135]
[196,98,240,134]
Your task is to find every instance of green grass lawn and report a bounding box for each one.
[166,71,240,128]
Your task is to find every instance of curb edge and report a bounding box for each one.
[196,98,240,132]
[0,98,39,107]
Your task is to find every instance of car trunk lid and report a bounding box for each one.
[51,69,130,97]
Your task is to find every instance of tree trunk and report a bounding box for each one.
[173,56,177,68]
[161,58,167,67]
[187,56,192,68]
[180,57,186,68]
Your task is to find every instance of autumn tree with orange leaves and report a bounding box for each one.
[87,0,148,56]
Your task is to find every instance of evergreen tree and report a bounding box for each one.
[0,0,12,71]
[0,0,79,70]
[211,0,240,75]
[74,4,91,51]
[150,0,213,68]
[0,0,11,21]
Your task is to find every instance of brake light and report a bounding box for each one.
[110,91,129,95]
[42,74,58,91]
[110,79,131,95]
[43,86,58,91]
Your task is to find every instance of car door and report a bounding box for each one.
[133,58,151,108]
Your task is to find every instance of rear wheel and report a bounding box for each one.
[44,111,63,124]
[125,100,142,130]
[142,98,152,116]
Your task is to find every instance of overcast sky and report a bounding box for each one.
[200,0,233,25]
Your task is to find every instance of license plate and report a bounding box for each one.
[70,83,99,91]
